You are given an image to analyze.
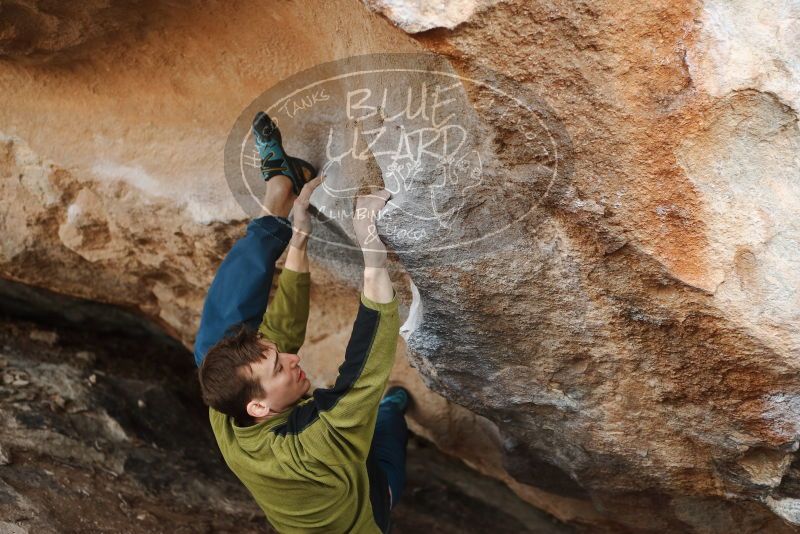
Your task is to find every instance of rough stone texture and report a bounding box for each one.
[0,304,267,533]
[688,0,800,112]
[0,0,148,60]
[0,290,565,534]
[362,0,504,33]
[1,0,799,532]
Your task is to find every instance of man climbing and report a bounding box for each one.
[193,112,410,533]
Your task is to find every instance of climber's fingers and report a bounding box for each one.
[370,188,391,203]
[354,189,391,214]
[295,174,323,207]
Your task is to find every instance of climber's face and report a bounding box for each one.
[244,338,311,419]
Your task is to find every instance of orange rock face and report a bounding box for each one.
[2,0,799,531]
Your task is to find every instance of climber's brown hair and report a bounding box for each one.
[198,324,267,426]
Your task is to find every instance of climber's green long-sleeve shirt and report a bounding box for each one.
[209,268,400,533]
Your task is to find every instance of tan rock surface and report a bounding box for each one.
[1,0,799,532]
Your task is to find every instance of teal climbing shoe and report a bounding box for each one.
[252,111,316,195]
[380,386,411,414]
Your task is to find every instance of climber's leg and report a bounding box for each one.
[372,387,410,509]
[193,176,295,366]
[262,173,296,218]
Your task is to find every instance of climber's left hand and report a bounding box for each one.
[290,174,323,241]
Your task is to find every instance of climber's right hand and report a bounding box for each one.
[353,189,391,269]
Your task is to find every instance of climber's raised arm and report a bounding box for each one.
[294,190,400,462]
[284,175,321,274]
[259,176,321,353]
[356,190,395,304]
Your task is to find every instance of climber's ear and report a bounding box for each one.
[246,397,271,419]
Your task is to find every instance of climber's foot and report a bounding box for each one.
[252,111,317,196]
[380,386,411,414]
